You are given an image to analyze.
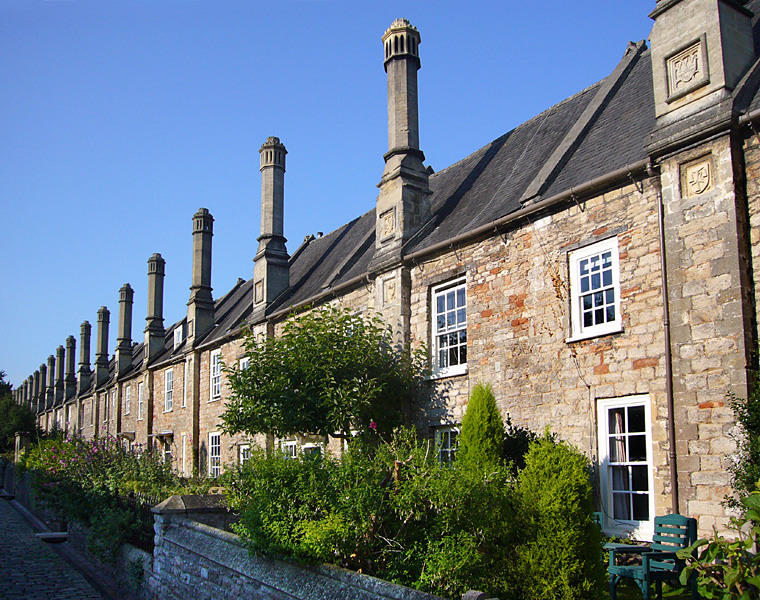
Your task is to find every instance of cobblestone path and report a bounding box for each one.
[0,499,106,600]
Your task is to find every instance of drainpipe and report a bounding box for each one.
[649,161,679,515]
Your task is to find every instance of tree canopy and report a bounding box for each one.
[221,306,428,441]
[0,370,38,454]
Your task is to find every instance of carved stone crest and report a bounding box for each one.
[381,209,395,238]
[384,278,397,304]
[254,280,264,304]
[666,39,708,100]
[681,156,713,198]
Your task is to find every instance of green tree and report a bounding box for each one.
[221,306,427,441]
[457,382,504,470]
[0,370,37,454]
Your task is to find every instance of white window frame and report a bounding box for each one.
[435,426,459,465]
[174,324,184,349]
[282,440,298,460]
[567,237,622,342]
[137,381,144,421]
[301,442,323,459]
[103,393,109,423]
[210,350,222,401]
[111,389,116,422]
[209,432,221,477]
[239,444,251,465]
[90,398,94,425]
[597,395,655,541]
[164,368,173,412]
[163,438,172,465]
[125,384,131,415]
[431,278,467,378]
[239,357,249,371]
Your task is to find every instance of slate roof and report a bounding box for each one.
[132,2,760,352]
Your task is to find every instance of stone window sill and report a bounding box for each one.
[565,326,623,344]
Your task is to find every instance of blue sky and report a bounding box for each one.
[1,0,654,388]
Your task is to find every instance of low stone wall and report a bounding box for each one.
[148,496,445,600]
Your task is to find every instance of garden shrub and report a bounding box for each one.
[457,383,504,470]
[229,427,616,600]
[516,435,605,600]
[727,377,760,511]
[87,505,142,563]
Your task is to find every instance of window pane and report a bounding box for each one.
[583,295,592,310]
[595,308,604,324]
[437,296,445,314]
[457,308,466,326]
[609,436,625,462]
[437,315,446,332]
[446,291,455,310]
[628,406,645,433]
[460,346,467,364]
[606,305,615,322]
[632,494,649,521]
[594,292,604,307]
[611,466,630,491]
[581,276,589,294]
[579,259,588,276]
[631,466,649,491]
[592,272,601,289]
[628,434,647,462]
[439,349,448,368]
[606,289,615,304]
[449,347,459,366]
[613,493,631,520]
[459,330,467,344]
[584,312,593,327]
[447,312,455,329]
[603,269,612,286]
[457,287,465,307]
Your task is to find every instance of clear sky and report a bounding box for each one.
[1,0,654,389]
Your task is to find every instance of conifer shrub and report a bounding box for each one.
[457,383,504,470]
[516,435,605,600]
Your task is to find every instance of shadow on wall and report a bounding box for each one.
[199,441,207,477]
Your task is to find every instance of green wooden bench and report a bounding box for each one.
[607,514,699,600]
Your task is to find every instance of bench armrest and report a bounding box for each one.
[607,543,651,566]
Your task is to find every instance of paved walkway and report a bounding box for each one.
[0,498,107,600]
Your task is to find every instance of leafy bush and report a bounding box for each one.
[224,427,602,600]
[727,379,760,510]
[502,416,542,473]
[87,505,142,563]
[516,435,605,600]
[678,492,760,600]
[457,383,503,470]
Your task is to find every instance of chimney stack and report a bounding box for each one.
[371,19,431,272]
[55,345,65,405]
[78,321,92,395]
[65,335,77,399]
[39,363,47,414]
[187,208,215,343]
[116,284,134,375]
[144,253,166,361]
[94,307,110,386]
[252,137,289,321]
[33,370,41,414]
[46,355,55,410]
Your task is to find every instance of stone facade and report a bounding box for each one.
[16,1,760,541]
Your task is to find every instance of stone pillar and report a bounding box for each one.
[186,209,214,344]
[116,283,134,376]
[94,307,110,387]
[371,19,431,274]
[55,346,65,405]
[46,355,55,410]
[145,253,166,361]
[252,137,289,322]
[65,335,77,399]
[78,321,92,396]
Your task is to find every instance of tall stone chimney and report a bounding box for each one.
[94,307,110,386]
[39,362,47,414]
[55,345,65,405]
[46,355,55,410]
[33,371,40,412]
[370,18,431,272]
[116,284,134,376]
[252,137,289,321]
[144,253,166,361]
[187,208,215,344]
[78,321,92,395]
[65,335,77,399]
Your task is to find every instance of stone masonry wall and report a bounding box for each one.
[410,176,676,528]
[660,133,749,533]
[148,511,444,600]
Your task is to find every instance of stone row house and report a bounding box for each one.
[14,0,760,540]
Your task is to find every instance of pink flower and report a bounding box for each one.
[369,421,377,430]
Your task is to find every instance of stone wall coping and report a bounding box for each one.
[152,494,230,515]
